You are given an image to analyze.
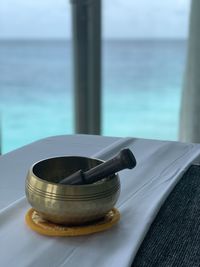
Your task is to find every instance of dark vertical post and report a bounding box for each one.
[87,0,101,134]
[70,0,101,134]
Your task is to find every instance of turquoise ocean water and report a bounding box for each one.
[0,40,187,153]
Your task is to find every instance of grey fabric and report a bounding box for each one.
[132,165,200,267]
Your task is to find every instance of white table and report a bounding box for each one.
[1,134,200,267]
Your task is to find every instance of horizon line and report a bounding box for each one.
[0,37,187,42]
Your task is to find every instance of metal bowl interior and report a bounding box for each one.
[32,156,105,184]
[25,156,120,225]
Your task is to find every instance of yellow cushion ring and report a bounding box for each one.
[25,208,120,237]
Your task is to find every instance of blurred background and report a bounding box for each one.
[0,0,190,153]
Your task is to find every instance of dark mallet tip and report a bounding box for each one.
[119,148,137,169]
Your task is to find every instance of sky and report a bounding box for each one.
[0,0,191,39]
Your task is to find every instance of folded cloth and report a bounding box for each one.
[0,135,200,267]
[132,165,200,267]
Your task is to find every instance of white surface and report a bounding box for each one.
[1,134,200,267]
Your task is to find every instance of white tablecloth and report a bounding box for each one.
[1,135,200,267]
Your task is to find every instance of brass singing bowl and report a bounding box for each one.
[25,156,120,225]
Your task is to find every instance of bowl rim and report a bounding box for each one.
[28,155,119,188]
